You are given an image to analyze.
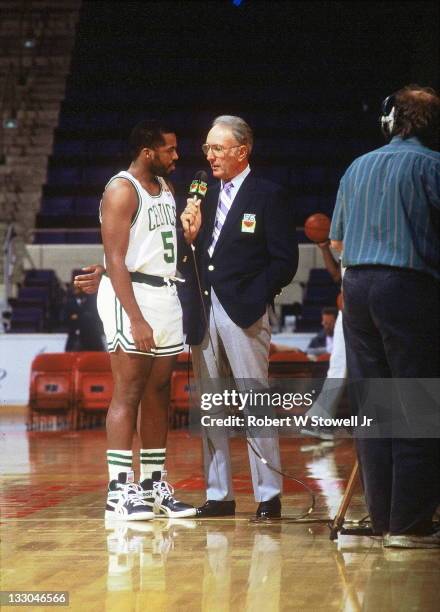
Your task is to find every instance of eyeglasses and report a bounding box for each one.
[201,143,242,157]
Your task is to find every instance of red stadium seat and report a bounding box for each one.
[269,350,314,378]
[169,369,194,428]
[28,353,78,430]
[269,350,309,362]
[73,352,113,429]
[176,351,191,364]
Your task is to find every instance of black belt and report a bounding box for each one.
[104,271,175,286]
[130,272,175,286]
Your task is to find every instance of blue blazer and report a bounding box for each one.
[178,172,298,345]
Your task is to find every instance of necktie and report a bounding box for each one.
[208,180,233,257]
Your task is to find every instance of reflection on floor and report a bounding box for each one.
[1,406,439,611]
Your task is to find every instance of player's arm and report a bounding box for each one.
[101,180,156,352]
[330,240,343,252]
[317,241,342,282]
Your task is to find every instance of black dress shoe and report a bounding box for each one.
[256,495,281,519]
[196,500,236,517]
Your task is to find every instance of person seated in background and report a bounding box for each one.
[64,283,104,352]
[306,306,338,356]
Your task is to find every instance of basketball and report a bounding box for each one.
[304,213,331,243]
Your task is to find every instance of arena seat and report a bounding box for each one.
[308,268,334,285]
[18,286,50,303]
[86,139,123,155]
[9,307,45,333]
[73,196,100,216]
[176,351,191,364]
[52,140,85,155]
[66,231,101,244]
[295,304,323,332]
[28,352,78,430]
[40,196,75,215]
[269,351,314,379]
[47,166,81,185]
[82,166,118,186]
[169,369,195,429]
[73,352,113,429]
[33,232,67,244]
[269,351,309,362]
[303,284,339,306]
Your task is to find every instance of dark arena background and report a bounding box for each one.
[0,1,439,611]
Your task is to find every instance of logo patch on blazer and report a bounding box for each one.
[241,213,256,233]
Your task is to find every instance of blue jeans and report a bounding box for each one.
[343,266,440,534]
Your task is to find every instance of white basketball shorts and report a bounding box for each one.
[97,275,184,357]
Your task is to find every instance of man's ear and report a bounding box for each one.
[238,145,248,161]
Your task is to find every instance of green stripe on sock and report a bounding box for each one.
[140,453,165,458]
[108,460,132,467]
[140,459,165,465]
[107,452,132,459]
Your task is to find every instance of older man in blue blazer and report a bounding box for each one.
[181,115,298,518]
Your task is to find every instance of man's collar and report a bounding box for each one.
[390,135,422,146]
[221,165,251,189]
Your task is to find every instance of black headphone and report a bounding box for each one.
[380,93,398,137]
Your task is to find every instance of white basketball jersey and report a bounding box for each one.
[99,170,177,277]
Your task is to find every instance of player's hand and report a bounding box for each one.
[130,317,156,353]
[317,240,331,250]
[181,197,202,244]
[74,265,105,294]
[337,290,344,311]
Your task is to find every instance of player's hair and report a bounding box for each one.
[322,307,338,318]
[212,115,253,154]
[393,85,440,148]
[129,119,175,159]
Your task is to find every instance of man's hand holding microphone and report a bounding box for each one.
[181,170,207,244]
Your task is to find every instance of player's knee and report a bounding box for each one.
[150,375,171,395]
[113,377,146,408]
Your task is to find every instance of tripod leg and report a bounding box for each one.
[329,459,359,540]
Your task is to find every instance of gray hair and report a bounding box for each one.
[212,115,253,154]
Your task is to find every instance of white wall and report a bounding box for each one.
[25,245,104,283]
[0,334,67,404]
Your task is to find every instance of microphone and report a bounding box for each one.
[188,170,208,204]
[185,170,207,244]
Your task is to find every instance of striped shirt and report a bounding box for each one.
[220,164,251,204]
[330,136,440,280]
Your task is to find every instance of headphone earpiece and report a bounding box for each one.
[380,93,397,136]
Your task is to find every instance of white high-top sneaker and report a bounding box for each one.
[105,471,155,521]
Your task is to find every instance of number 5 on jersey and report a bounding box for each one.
[161,231,175,263]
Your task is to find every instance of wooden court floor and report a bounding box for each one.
[1,406,439,612]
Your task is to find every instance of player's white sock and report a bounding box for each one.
[140,448,165,481]
[107,450,133,482]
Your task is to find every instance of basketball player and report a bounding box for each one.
[93,120,196,520]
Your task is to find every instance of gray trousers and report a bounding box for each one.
[192,289,282,502]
